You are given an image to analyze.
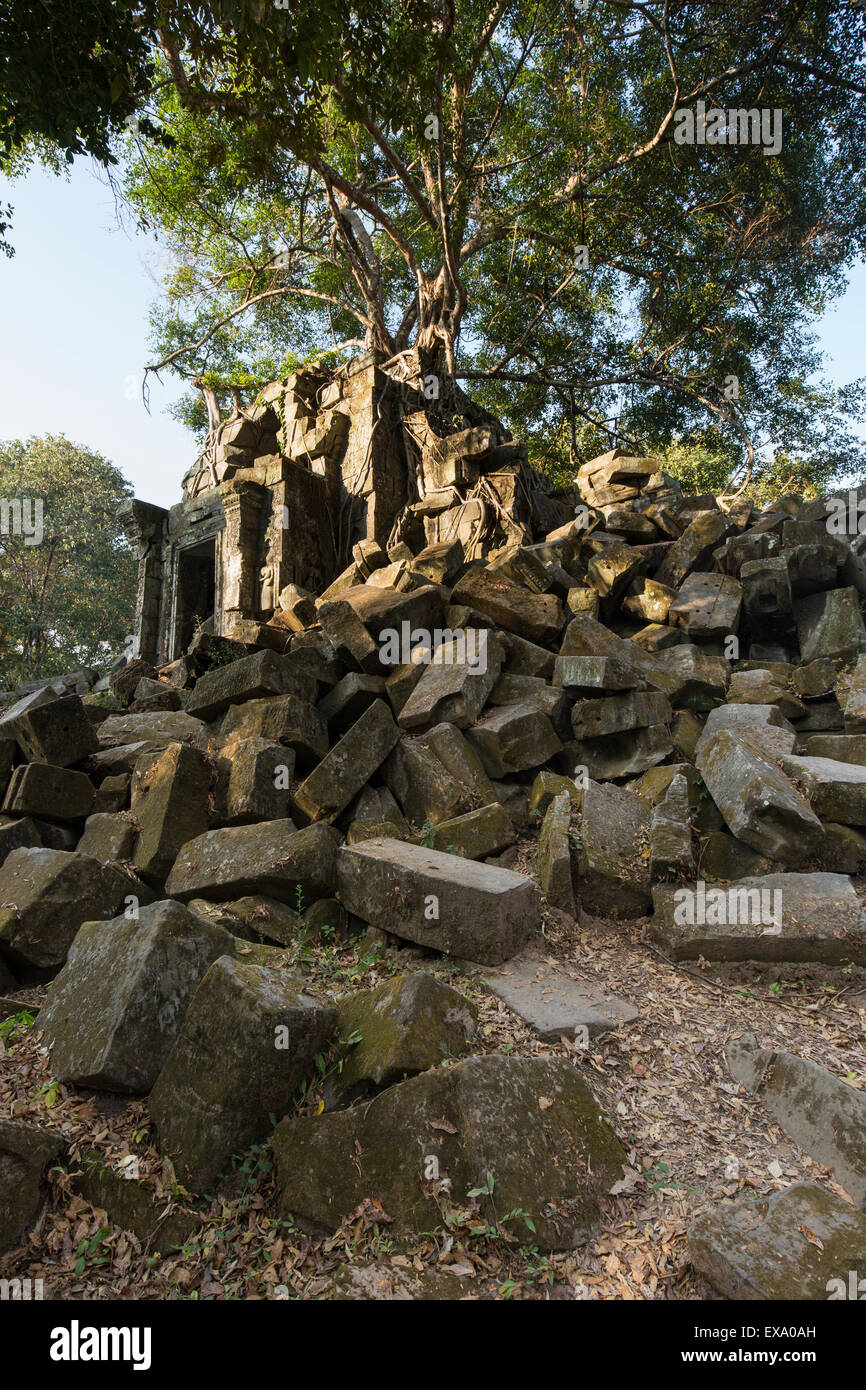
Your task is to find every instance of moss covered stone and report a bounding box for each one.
[274,1054,625,1250]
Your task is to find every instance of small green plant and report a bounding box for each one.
[73,1228,112,1277]
[420,818,436,848]
[467,1171,495,1199]
[37,1078,61,1108]
[0,1008,35,1044]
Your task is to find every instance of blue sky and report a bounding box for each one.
[0,159,864,510]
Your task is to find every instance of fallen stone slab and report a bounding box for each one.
[316,596,381,673]
[215,734,292,825]
[91,772,131,814]
[629,623,686,653]
[9,692,98,767]
[688,1183,866,1300]
[451,569,565,645]
[131,742,212,884]
[696,728,824,864]
[0,814,42,866]
[694,703,797,763]
[528,769,583,823]
[397,631,504,731]
[586,541,644,603]
[838,654,866,733]
[501,631,556,679]
[429,803,515,860]
[187,649,317,720]
[293,700,400,823]
[0,687,56,740]
[467,701,562,778]
[3,763,94,822]
[698,828,775,881]
[339,583,446,646]
[188,894,303,945]
[802,733,866,765]
[38,900,235,1092]
[336,837,539,965]
[77,812,136,864]
[651,872,866,963]
[414,722,499,808]
[88,740,176,780]
[0,848,150,971]
[552,654,645,697]
[382,737,472,826]
[0,1118,64,1254]
[148,956,337,1191]
[650,774,695,879]
[71,1153,200,1254]
[109,658,157,703]
[623,578,677,624]
[316,673,386,734]
[97,711,204,748]
[537,792,575,916]
[795,585,866,663]
[327,970,478,1107]
[560,614,673,695]
[726,668,805,720]
[274,1054,625,1250]
[481,953,637,1043]
[727,1034,866,1207]
[570,690,671,740]
[780,753,866,827]
[165,820,341,906]
[220,693,328,768]
[565,723,674,781]
[574,779,651,918]
[661,644,730,708]
[655,512,732,588]
[669,572,742,640]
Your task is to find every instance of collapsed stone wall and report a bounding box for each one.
[123,351,573,669]
[4,436,866,1294]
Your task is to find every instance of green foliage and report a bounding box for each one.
[0,435,137,683]
[0,1,162,172]
[113,0,866,493]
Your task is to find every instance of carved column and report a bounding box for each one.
[119,499,168,666]
[217,480,266,632]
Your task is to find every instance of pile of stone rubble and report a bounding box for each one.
[3,447,866,1297]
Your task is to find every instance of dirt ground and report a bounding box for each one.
[2,840,864,1302]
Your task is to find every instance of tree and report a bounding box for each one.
[5,2,866,493]
[115,0,866,494]
[0,437,137,684]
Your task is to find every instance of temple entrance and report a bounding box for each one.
[175,537,217,656]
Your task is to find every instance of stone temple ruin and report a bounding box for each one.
[7,347,866,1298]
[122,350,574,664]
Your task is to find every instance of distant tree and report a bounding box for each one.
[0,437,137,684]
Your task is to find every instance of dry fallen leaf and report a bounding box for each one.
[800,1224,824,1250]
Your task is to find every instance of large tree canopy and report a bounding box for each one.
[4,0,866,495]
[0,437,137,683]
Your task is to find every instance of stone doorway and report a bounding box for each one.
[174,537,217,656]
